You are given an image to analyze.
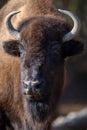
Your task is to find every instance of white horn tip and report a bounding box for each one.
[58,9,63,12]
[9,10,21,15]
[58,9,65,13]
[58,9,81,42]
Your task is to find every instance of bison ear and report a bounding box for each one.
[61,40,84,58]
[3,40,20,57]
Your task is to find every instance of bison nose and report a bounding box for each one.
[23,79,44,94]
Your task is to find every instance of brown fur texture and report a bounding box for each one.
[0,0,84,130]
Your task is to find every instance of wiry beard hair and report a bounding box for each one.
[25,98,50,122]
[22,97,52,130]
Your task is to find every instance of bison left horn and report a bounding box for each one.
[4,10,21,40]
[58,9,81,42]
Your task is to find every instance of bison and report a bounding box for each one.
[0,0,83,130]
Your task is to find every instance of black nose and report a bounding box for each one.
[23,79,44,94]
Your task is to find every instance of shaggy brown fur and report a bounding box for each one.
[0,0,59,45]
[0,0,83,130]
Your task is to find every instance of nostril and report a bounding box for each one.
[23,80,31,87]
[35,82,42,90]
[34,80,45,92]
[23,84,28,89]
[31,80,43,91]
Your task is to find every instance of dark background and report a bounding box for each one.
[0,0,87,113]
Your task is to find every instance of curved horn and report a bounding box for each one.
[4,10,21,40]
[58,9,81,42]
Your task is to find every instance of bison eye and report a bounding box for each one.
[50,51,59,62]
[49,42,61,56]
[49,41,61,50]
[48,42,62,64]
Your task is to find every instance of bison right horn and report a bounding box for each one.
[58,9,81,42]
[4,10,21,40]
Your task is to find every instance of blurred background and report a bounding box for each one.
[53,0,87,114]
[0,0,87,114]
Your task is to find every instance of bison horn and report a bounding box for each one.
[58,9,81,42]
[5,11,21,40]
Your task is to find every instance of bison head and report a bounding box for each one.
[3,10,83,122]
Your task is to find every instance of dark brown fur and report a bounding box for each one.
[0,0,83,130]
